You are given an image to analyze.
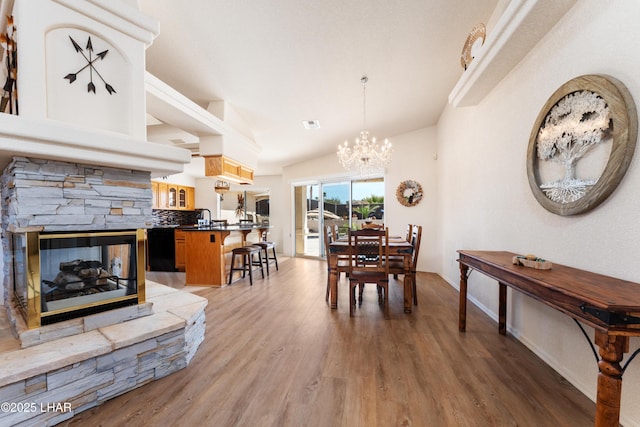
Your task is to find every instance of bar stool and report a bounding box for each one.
[255,229,278,274]
[228,245,264,286]
[253,241,278,275]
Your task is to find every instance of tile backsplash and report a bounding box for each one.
[151,209,202,226]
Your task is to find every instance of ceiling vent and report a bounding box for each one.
[303,120,320,130]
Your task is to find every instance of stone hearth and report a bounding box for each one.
[0,281,206,426]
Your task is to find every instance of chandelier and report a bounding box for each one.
[337,76,392,175]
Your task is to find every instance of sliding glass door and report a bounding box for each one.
[294,177,384,258]
[321,182,350,254]
[294,184,319,257]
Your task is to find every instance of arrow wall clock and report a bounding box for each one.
[64,34,116,95]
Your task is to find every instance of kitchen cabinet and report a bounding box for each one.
[178,187,186,209]
[151,182,196,210]
[168,185,178,208]
[186,186,195,210]
[203,155,254,185]
[157,182,169,209]
[151,182,158,209]
[174,229,186,271]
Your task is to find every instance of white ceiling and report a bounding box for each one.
[138,0,499,177]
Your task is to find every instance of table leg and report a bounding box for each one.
[594,331,628,427]
[459,263,468,332]
[404,254,412,313]
[498,282,507,336]
[329,254,338,309]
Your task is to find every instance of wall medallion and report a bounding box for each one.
[396,180,423,207]
[461,23,486,70]
[526,75,637,216]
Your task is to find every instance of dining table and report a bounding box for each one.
[328,235,415,313]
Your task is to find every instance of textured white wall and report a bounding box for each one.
[383,127,438,272]
[437,1,640,424]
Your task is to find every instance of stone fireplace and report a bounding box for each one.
[2,157,152,329]
[0,160,206,426]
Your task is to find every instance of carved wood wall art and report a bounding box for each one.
[526,75,637,216]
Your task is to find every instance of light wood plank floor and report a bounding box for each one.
[62,257,595,426]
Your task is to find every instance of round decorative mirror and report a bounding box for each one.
[526,75,637,216]
[396,180,423,207]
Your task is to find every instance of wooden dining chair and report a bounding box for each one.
[404,223,413,242]
[324,224,350,301]
[391,223,413,279]
[347,227,389,316]
[388,224,422,305]
[332,223,341,240]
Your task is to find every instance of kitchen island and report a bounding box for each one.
[182,224,269,286]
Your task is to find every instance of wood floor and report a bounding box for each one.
[62,257,595,427]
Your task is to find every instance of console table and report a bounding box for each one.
[457,250,640,427]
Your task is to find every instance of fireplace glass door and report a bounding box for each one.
[12,229,145,327]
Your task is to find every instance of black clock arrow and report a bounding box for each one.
[64,72,77,84]
[64,35,116,95]
[69,36,82,53]
[87,36,94,93]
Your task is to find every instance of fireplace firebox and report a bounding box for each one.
[11,229,146,328]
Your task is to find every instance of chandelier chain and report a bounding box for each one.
[362,76,368,131]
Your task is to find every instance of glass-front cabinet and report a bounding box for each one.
[168,186,177,208]
[151,182,195,210]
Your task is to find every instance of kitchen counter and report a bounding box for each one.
[182,224,270,286]
[180,224,266,231]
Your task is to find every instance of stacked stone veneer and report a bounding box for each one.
[2,156,153,233]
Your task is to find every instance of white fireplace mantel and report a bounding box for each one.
[0,113,190,175]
